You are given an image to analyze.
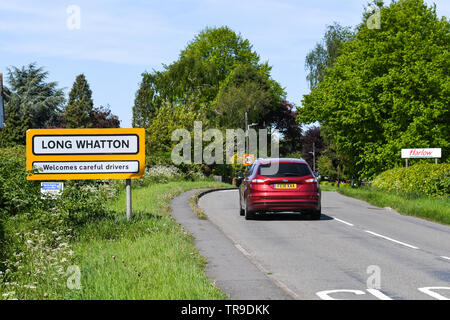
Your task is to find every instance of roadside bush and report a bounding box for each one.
[372,163,450,198]
[136,165,182,186]
[136,165,207,187]
[0,147,122,299]
[0,147,43,218]
[58,183,120,226]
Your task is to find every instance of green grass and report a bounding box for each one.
[64,180,231,299]
[321,183,450,225]
[190,191,208,220]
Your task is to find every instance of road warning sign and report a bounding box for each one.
[243,154,255,166]
[27,128,145,180]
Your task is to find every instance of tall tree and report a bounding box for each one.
[305,23,354,89]
[268,100,303,156]
[65,74,94,128]
[181,26,261,84]
[132,72,160,128]
[299,0,450,177]
[5,63,65,128]
[214,64,282,129]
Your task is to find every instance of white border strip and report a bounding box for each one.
[364,230,419,250]
[333,217,354,227]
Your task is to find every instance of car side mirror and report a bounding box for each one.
[236,172,244,180]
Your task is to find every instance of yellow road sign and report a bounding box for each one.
[26,128,145,180]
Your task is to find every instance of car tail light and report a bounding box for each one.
[251,179,266,184]
[304,178,317,183]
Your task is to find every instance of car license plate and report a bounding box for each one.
[274,184,297,189]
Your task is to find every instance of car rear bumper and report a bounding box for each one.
[247,191,320,212]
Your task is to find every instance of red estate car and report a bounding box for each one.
[237,158,321,220]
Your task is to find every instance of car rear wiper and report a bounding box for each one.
[282,173,299,177]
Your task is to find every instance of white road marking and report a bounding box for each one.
[418,287,450,300]
[316,289,365,300]
[333,217,354,226]
[440,256,450,261]
[366,288,393,300]
[364,230,419,250]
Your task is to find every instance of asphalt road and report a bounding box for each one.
[198,190,450,300]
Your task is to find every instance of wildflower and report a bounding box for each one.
[2,291,15,297]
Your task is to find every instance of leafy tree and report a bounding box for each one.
[146,102,205,156]
[317,155,337,180]
[299,0,450,177]
[65,74,94,128]
[92,105,120,128]
[266,100,302,156]
[305,22,354,89]
[133,26,284,125]
[180,26,261,83]
[157,54,220,108]
[5,63,65,128]
[132,72,160,128]
[214,63,284,129]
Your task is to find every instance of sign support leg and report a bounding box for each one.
[126,179,132,221]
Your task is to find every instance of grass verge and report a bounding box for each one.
[64,180,231,299]
[321,183,450,225]
[190,192,208,220]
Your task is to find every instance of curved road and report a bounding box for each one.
[198,190,450,300]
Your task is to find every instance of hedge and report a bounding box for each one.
[372,163,449,198]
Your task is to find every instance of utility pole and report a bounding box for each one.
[309,142,316,172]
[313,142,316,172]
[245,111,248,154]
[0,72,4,129]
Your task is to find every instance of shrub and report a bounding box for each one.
[0,147,122,299]
[0,147,43,218]
[372,163,450,197]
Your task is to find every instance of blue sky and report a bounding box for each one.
[1,0,449,128]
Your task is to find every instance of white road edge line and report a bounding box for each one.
[364,230,419,250]
[333,217,354,227]
[440,256,450,261]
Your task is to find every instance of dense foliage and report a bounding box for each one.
[0,63,65,146]
[299,0,450,178]
[0,147,121,299]
[372,163,450,197]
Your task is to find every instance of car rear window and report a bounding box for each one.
[257,162,311,177]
